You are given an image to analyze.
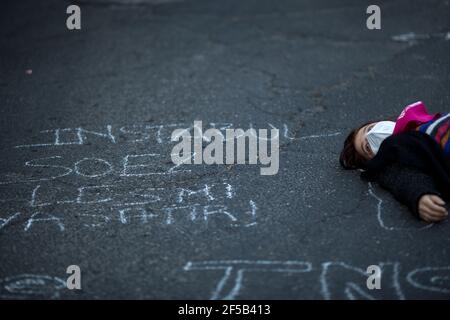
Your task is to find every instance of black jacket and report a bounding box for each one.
[361,131,450,218]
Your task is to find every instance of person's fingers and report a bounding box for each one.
[426,200,448,216]
[424,206,446,219]
[419,207,433,221]
[429,215,445,222]
[420,207,445,222]
[431,196,448,216]
[419,203,429,217]
[420,199,433,213]
[420,212,431,222]
[422,197,446,215]
[429,195,446,206]
[422,196,434,208]
[422,212,441,222]
[419,196,448,222]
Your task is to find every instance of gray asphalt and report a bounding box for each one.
[1,0,450,299]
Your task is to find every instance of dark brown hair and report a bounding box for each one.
[339,120,377,170]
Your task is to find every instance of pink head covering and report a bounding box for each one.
[393,101,441,135]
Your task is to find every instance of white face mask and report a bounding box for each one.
[366,121,395,155]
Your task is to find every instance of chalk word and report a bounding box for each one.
[2,263,450,299]
[3,200,257,232]
[184,260,450,300]
[392,32,450,44]
[16,200,257,231]
[13,123,341,149]
[0,180,258,232]
[184,260,312,300]
[29,182,235,208]
[0,274,66,299]
[171,121,279,175]
[0,153,190,185]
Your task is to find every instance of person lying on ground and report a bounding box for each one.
[339,101,450,222]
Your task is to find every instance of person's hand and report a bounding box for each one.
[418,194,448,222]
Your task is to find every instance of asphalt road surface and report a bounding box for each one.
[1,0,450,299]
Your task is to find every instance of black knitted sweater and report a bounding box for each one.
[361,131,450,218]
